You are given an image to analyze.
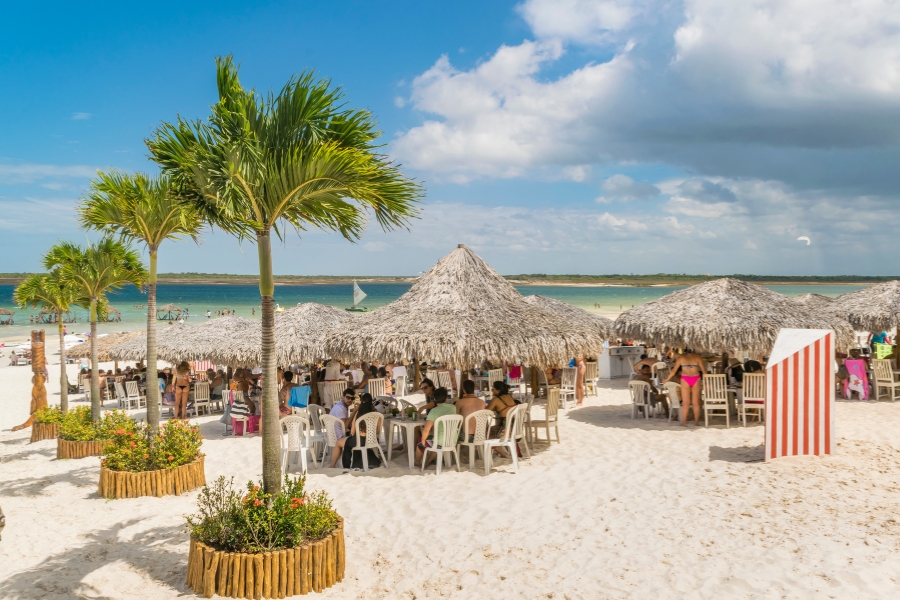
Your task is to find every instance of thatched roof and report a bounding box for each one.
[614,278,855,353]
[158,303,181,312]
[792,293,835,309]
[107,306,121,316]
[275,303,354,364]
[0,308,13,316]
[67,331,143,361]
[522,295,614,339]
[324,245,609,367]
[110,317,258,365]
[831,280,900,332]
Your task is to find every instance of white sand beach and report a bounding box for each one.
[2,357,900,599]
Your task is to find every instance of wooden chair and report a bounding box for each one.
[584,361,599,396]
[873,359,900,401]
[190,382,211,417]
[702,374,730,428]
[530,388,560,444]
[124,381,146,410]
[740,373,766,426]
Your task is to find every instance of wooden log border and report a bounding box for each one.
[57,438,105,459]
[98,457,206,499]
[31,422,59,443]
[186,517,345,598]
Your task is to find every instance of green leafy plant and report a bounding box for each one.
[186,475,339,554]
[58,406,99,441]
[102,419,203,472]
[34,405,64,425]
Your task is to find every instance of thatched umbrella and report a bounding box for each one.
[792,293,835,310]
[324,245,609,371]
[614,278,855,357]
[110,316,259,366]
[831,281,900,334]
[275,303,354,365]
[67,331,143,362]
[105,306,122,322]
[523,295,614,340]
[0,308,13,325]
[156,303,181,320]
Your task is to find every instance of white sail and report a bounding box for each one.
[352,281,367,307]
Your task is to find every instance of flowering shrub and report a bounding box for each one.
[34,405,64,424]
[58,406,98,441]
[102,419,203,472]
[186,475,339,553]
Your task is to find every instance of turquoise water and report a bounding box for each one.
[0,282,865,342]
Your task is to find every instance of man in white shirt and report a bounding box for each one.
[324,359,343,380]
[328,388,356,439]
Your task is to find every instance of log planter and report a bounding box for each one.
[57,438,105,459]
[99,457,206,499]
[186,517,345,598]
[31,422,59,443]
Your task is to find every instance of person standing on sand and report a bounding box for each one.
[206,310,211,319]
[664,350,706,426]
[575,356,586,406]
[174,361,191,419]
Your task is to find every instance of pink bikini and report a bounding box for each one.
[682,375,701,387]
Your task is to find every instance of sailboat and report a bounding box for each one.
[345,280,368,312]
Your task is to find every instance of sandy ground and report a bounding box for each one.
[2,357,900,599]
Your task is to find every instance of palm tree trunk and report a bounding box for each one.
[90,297,100,421]
[257,230,280,494]
[58,314,68,413]
[146,248,160,434]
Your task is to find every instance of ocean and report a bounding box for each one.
[0,282,865,343]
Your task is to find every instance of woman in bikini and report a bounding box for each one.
[174,361,192,419]
[664,350,706,426]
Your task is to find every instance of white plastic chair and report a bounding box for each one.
[367,378,387,398]
[281,416,319,473]
[483,404,529,475]
[190,382,211,416]
[628,380,652,420]
[487,368,504,391]
[394,375,407,398]
[124,381,146,410]
[663,381,681,423]
[559,367,576,410]
[114,382,129,409]
[435,371,453,397]
[457,409,492,471]
[421,414,463,475]
[350,412,389,472]
[702,374,730,428]
[584,362,599,396]
[319,414,342,466]
[740,373,766,426]
[530,388,560,444]
[323,381,346,409]
[651,362,669,386]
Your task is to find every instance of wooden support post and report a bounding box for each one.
[12,330,47,432]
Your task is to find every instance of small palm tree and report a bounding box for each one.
[148,56,422,493]
[14,270,88,412]
[78,171,202,433]
[45,239,147,421]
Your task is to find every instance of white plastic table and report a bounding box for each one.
[385,418,423,470]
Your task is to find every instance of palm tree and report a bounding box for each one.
[45,239,147,421]
[78,171,201,433]
[147,56,422,493]
[13,270,87,412]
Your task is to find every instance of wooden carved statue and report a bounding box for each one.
[12,330,48,431]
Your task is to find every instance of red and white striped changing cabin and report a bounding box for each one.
[765,329,835,461]
[190,360,214,373]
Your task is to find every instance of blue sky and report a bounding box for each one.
[2,0,899,276]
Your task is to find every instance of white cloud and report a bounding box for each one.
[0,163,97,184]
[71,112,92,120]
[0,198,79,233]
[518,0,643,44]
[596,174,660,202]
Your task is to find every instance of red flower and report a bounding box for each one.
[168,455,174,461]
[115,428,126,435]
[129,441,136,448]
[253,500,262,506]
[253,485,260,491]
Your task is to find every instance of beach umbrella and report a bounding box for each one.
[831,280,900,335]
[274,303,354,365]
[791,293,835,310]
[67,331,143,362]
[614,277,855,356]
[156,303,182,320]
[110,316,259,366]
[0,308,14,325]
[324,244,610,370]
[522,295,614,340]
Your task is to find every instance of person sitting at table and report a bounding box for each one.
[174,361,191,419]
[415,387,456,468]
[486,381,518,434]
[632,354,658,375]
[635,365,669,417]
[330,392,376,468]
[664,349,706,426]
[377,366,393,395]
[210,370,225,400]
[725,358,744,383]
[743,360,763,374]
[544,367,561,386]
[328,388,357,443]
[455,380,486,442]
[278,370,298,416]
[416,378,437,416]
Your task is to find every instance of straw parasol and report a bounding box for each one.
[156,303,182,320]
[325,244,609,368]
[275,303,354,365]
[614,278,855,354]
[105,306,122,322]
[831,280,900,333]
[522,295,614,340]
[110,316,259,365]
[67,331,143,362]
[0,308,13,325]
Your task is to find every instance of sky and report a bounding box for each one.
[1,0,899,276]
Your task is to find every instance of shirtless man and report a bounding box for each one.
[632,354,659,375]
[635,365,669,417]
[455,380,486,441]
[664,350,706,426]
